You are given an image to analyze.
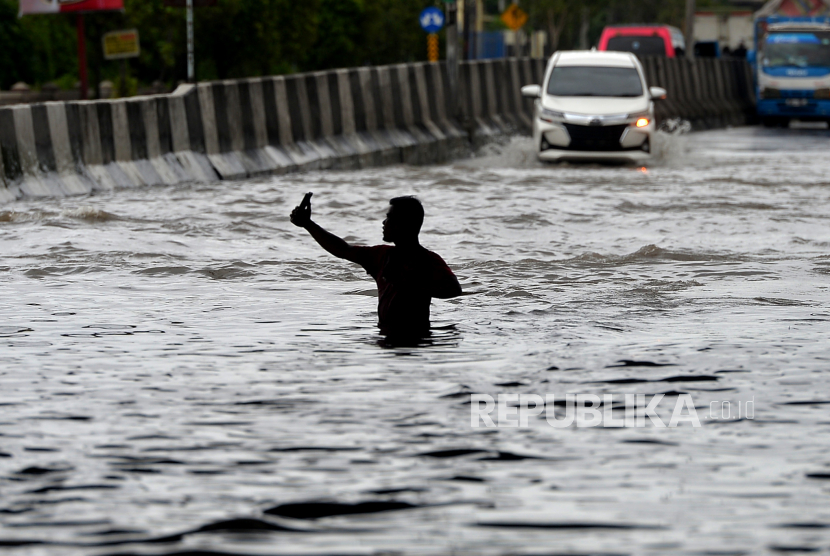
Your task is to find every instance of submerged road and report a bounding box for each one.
[1,126,830,555]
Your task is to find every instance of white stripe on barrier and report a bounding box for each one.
[247,79,269,149]
[224,81,245,152]
[315,73,334,138]
[11,106,38,175]
[112,101,131,162]
[45,102,74,174]
[357,68,377,131]
[412,64,431,122]
[168,96,190,153]
[336,70,356,136]
[141,99,161,159]
[412,64,446,144]
[430,64,447,122]
[376,68,396,130]
[272,77,294,147]
[294,77,314,141]
[140,99,181,186]
[11,105,54,196]
[45,102,90,195]
[396,65,414,126]
[197,84,220,155]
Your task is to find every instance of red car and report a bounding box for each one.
[598,25,686,58]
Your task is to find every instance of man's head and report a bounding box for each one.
[383,196,424,244]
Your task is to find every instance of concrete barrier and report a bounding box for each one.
[0,57,755,201]
[640,57,758,129]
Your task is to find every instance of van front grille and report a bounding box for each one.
[563,123,629,151]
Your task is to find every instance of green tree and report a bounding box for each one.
[359,0,429,65]
[305,0,362,70]
[522,0,691,52]
[0,0,34,88]
[2,0,445,91]
[1,0,77,89]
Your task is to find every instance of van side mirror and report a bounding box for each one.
[649,86,667,100]
[521,85,541,98]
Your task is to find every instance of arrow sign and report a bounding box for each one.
[420,7,445,33]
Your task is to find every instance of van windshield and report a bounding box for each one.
[763,32,830,67]
[546,66,644,97]
[607,35,667,57]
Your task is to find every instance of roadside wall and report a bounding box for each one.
[0,57,754,202]
[640,57,756,129]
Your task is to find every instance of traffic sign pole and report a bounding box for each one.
[427,33,439,62]
[419,7,445,63]
[187,0,194,82]
[420,5,454,112]
[120,59,127,97]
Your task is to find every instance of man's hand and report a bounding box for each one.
[290,192,313,228]
[291,193,360,263]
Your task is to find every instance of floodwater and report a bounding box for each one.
[1,127,830,556]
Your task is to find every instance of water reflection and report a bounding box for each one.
[1,128,830,554]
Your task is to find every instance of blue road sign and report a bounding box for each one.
[420,7,445,33]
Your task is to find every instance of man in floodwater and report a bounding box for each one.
[290,193,462,339]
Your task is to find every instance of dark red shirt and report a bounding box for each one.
[352,245,460,337]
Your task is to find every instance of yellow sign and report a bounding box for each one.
[501,4,528,31]
[103,29,140,60]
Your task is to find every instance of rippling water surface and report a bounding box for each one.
[2,127,830,555]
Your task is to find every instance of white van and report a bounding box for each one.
[521,50,667,163]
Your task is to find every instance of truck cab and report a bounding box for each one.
[752,0,830,126]
[598,25,686,58]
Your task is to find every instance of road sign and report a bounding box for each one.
[19,0,126,100]
[103,29,140,60]
[18,0,123,15]
[163,0,217,6]
[501,4,528,31]
[420,7,445,33]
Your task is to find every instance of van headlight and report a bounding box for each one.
[539,108,565,123]
[627,110,650,126]
[628,111,650,127]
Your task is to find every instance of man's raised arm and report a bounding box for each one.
[290,192,363,263]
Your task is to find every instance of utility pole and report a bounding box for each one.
[461,0,479,60]
[579,7,590,50]
[685,0,695,59]
[446,1,459,119]
[186,0,195,81]
[77,15,88,99]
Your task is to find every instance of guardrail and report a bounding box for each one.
[641,57,756,128]
[0,57,755,202]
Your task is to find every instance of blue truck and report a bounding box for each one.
[751,0,830,126]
